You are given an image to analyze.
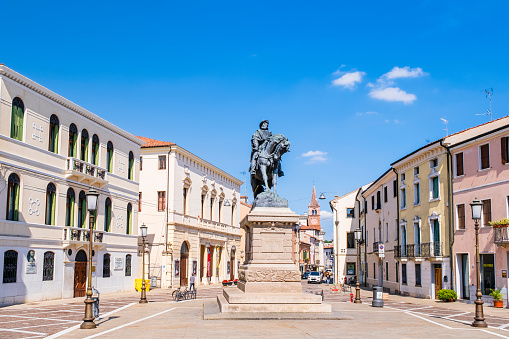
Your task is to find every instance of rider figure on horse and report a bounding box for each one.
[249,120,272,175]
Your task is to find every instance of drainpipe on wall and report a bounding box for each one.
[440,139,455,292]
[391,167,399,293]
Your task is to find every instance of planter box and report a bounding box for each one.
[493,300,503,308]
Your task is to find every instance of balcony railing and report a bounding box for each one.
[65,157,107,186]
[373,241,379,252]
[63,227,104,243]
[494,228,509,244]
[420,242,443,257]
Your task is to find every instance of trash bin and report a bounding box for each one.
[92,288,100,318]
[372,286,383,307]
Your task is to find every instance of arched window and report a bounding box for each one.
[106,141,113,173]
[49,114,59,153]
[10,98,24,141]
[45,183,56,225]
[43,251,55,281]
[6,173,20,221]
[65,188,75,226]
[68,123,78,157]
[104,198,112,232]
[78,191,86,228]
[126,203,132,235]
[103,253,111,277]
[125,254,132,276]
[91,134,99,165]
[128,151,134,180]
[3,250,18,283]
[81,129,89,162]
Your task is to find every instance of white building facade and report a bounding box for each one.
[0,65,142,305]
[138,137,242,288]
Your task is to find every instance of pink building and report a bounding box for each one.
[445,117,509,305]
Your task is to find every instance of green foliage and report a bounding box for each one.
[489,218,509,227]
[490,289,502,301]
[436,289,457,301]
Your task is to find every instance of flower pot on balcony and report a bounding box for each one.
[222,280,228,286]
[493,300,503,308]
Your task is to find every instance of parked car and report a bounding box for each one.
[308,271,321,284]
[301,272,310,280]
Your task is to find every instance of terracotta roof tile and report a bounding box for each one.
[137,136,176,148]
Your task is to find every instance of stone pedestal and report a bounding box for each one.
[217,207,331,313]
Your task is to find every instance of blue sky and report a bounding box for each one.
[4,1,509,240]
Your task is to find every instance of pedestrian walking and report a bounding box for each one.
[190,275,196,291]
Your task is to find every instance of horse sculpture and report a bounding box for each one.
[250,134,290,200]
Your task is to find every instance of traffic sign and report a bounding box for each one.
[379,244,385,257]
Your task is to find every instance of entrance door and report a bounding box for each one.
[74,250,87,297]
[480,254,495,295]
[461,254,469,299]
[434,264,442,299]
[180,242,189,286]
[230,250,235,281]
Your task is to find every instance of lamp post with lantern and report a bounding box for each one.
[470,198,487,328]
[80,188,99,329]
[139,223,148,303]
[354,225,363,304]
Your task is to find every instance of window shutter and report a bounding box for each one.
[482,199,491,226]
[456,153,464,176]
[502,137,508,164]
[457,204,465,229]
[70,195,75,227]
[54,124,59,153]
[13,184,19,221]
[480,144,490,169]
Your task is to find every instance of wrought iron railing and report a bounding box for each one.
[420,242,443,257]
[494,228,509,244]
[406,244,415,258]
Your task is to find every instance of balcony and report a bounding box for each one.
[65,157,108,187]
[373,241,379,252]
[63,227,105,245]
[494,228,509,245]
[406,244,415,258]
[420,242,443,258]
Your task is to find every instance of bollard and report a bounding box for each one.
[350,293,353,302]
[372,286,383,307]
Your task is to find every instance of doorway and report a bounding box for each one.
[459,254,470,299]
[230,248,235,281]
[480,254,495,295]
[434,264,442,299]
[180,242,189,286]
[74,250,87,298]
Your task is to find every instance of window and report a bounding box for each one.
[49,114,59,153]
[414,183,420,205]
[91,134,99,165]
[128,151,134,180]
[106,141,114,173]
[140,156,143,171]
[201,194,206,218]
[384,186,388,203]
[138,192,142,212]
[431,176,439,200]
[210,197,215,220]
[43,251,54,281]
[373,263,376,279]
[347,263,355,275]
[396,264,399,283]
[81,129,89,162]
[183,188,188,214]
[457,204,465,229]
[6,173,20,221]
[480,254,495,295]
[45,183,56,225]
[157,191,166,211]
[415,264,421,286]
[11,98,24,141]
[104,198,112,232]
[78,190,86,228]
[400,188,406,209]
[346,232,355,248]
[68,123,78,157]
[125,254,132,276]
[414,166,419,176]
[480,144,490,170]
[103,253,111,278]
[126,203,132,235]
[364,200,368,215]
[402,263,407,284]
[218,199,223,223]
[401,173,406,182]
[482,199,492,227]
[371,196,375,210]
[158,155,166,170]
[3,250,18,283]
[376,191,381,209]
[65,188,75,226]
[430,158,438,169]
[231,203,235,226]
[386,261,389,281]
[456,152,464,176]
[393,180,397,197]
[502,137,509,164]
[346,208,354,218]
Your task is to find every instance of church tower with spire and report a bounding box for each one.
[308,186,321,230]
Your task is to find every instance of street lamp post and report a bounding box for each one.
[140,223,148,303]
[80,188,99,329]
[354,226,362,304]
[470,198,487,328]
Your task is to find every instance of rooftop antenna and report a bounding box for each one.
[476,88,493,121]
[440,118,449,136]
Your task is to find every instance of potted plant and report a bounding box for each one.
[222,280,228,286]
[227,280,233,286]
[233,279,238,285]
[436,289,457,302]
[331,284,339,292]
[489,218,509,228]
[490,289,503,308]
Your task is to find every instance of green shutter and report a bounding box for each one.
[54,125,59,153]
[70,195,74,226]
[84,138,89,162]
[51,193,56,225]
[105,204,110,232]
[13,184,19,221]
[129,157,133,180]
[81,199,86,228]
[11,104,23,141]
[73,133,77,157]
[433,177,439,199]
[108,149,113,172]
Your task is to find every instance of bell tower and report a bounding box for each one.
[308,186,321,230]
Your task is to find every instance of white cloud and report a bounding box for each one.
[369,87,417,104]
[384,66,426,80]
[301,150,328,164]
[320,210,333,220]
[331,71,365,89]
[355,111,379,117]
